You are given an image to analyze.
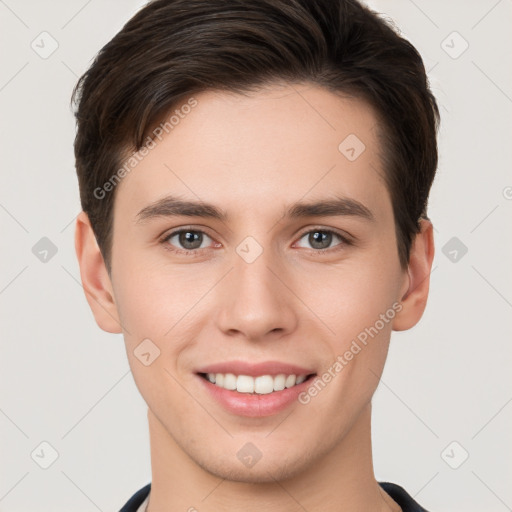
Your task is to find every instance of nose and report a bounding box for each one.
[215,247,299,342]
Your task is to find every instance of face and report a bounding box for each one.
[105,83,410,482]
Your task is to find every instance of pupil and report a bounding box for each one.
[180,231,202,249]
[310,231,331,249]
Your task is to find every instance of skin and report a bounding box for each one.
[75,82,434,512]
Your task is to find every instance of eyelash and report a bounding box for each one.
[159,226,353,257]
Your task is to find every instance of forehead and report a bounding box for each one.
[114,83,390,224]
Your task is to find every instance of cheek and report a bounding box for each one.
[111,259,220,387]
[111,262,204,412]
[112,258,209,338]
[301,271,399,421]
[295,260,401,343]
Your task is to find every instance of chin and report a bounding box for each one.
[193,449,314,484]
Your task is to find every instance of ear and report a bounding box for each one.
[392,218,435,331]
[74,211,122,333]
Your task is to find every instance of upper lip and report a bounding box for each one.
[196,360,316,377]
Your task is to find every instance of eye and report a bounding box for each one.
[160,227,351,256]
[294,229,350,251]
[162,229,215,253]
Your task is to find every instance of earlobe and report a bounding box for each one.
[392,219,435,332]
[74,211,123,334]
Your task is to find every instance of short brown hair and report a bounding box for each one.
[72,0,440,272]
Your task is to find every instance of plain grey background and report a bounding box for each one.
[1,0,511,510]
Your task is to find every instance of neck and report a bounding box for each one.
[146,403,400,512]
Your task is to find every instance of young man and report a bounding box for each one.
[72,0,438,510]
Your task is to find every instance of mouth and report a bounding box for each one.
[194,360,318,416]
[198,372,317,395]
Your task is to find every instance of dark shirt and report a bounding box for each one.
[119,481,430,511]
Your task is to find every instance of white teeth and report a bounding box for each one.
[204,372,310,394]
[285,375,296,388]
[223,373,237,390]
[254,375,274,394]
[273,374,286,391]
[236,375,254,393]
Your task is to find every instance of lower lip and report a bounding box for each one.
[197,374,315,417]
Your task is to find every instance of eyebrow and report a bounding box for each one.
[136,194,375,223]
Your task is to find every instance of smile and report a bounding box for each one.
[199,372,313,394]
